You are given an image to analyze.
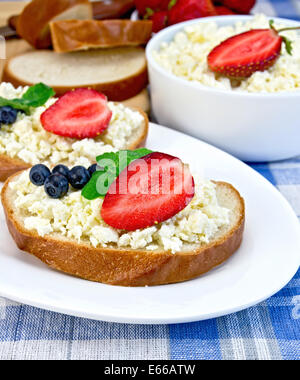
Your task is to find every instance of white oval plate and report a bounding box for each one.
[0,123,299,324]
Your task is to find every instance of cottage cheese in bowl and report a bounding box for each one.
[153,14,300,93]
[146,14,300,161]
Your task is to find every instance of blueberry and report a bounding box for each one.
[0,106,18,125]
[29,164,51,186]
[69,166,91,189]
[88,164,98,176]
[44,174,69,199]
[52,164,70,179]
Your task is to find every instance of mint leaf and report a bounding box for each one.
[22,83,55,108]
[81,171,104,200]
[0,98,29,113]
[96,148,153,173]
[0,83,55,115]
[82,148,153,200]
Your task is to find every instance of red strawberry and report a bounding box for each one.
[101,152,195,231]
[41,88,112,139]
[168,0,217,26]
[215,6,236,15]
[219,0,256,14]
[134,0,170,16]
[134,0,157,16]
[160,0,173,11]
[151,10,168,32]
[207,23,295,78]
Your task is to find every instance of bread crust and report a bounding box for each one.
[0,106,148,182]
[92,0,135,20]
[0,155,31,182]
[17,0,92,49]
[1,179,245,287]
[3,51,148,100]
[122,89,150,114]
[50,20,153,53]
[9,1,136,33]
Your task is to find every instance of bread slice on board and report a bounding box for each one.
[0,105,148,182]
[50,20,153,53]
[1,178,245,287]
[122,89,150,114]
[17,0,92,49]
[3,48,148,100]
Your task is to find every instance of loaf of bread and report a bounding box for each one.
[50,19,153,53]
[17,0,93,49]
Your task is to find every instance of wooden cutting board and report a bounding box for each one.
[0,2,33,80]
[0,1,27,26]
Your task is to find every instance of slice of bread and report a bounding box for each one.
[1,178,245,287]
[17,0,93,49]
[3,48,148,100]
[50,20,153,53]
[0,105,149,182]
[122,89,150,114]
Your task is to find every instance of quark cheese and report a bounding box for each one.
[0,82,144,167]
[10,171,230,254]
[153,14,300,93]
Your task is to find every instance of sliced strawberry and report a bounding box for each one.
[101,152,195,231]
[151,10,168,33]
[215,5,237,15]
[168,0,216,26]
[219,0,256,14]
[41,88,112,139]
[208,29,283,78]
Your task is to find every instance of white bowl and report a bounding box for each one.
[146,15,300,162]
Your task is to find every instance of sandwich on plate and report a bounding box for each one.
[1,149,245,286]
[0,82,148,181]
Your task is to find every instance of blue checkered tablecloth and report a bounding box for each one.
[0,0,300,360]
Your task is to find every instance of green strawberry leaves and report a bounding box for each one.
[281,36,293,55]
[168,0,177,10]
[0,83,55,114]
[82,148,153,200]
[269,19,296,56]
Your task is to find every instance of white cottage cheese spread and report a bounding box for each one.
[10,171,230,253]
[153,14,300,93]
[0,82,144,167]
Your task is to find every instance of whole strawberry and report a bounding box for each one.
[208,20,297,79]
[150,11,168,33]
[134,0,170,16]
[168,0,217,26]
[215,6,236,15]
[218,0,256,14]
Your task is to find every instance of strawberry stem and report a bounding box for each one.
[277,26,300,33]
[144,7,154,20]
[269,19,300,34]
[269,19,299,55]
